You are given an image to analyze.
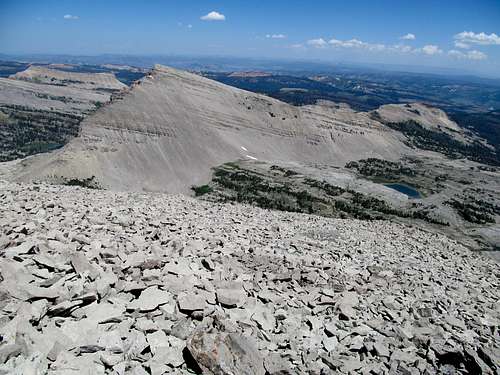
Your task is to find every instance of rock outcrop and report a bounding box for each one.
[0,180,498,374]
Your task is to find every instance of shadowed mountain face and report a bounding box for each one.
[12,65,417,192]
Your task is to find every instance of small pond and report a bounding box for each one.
[384,183,422,199]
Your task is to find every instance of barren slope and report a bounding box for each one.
[11,66,126,91]
[12,65,410,192]
[0,77,111,115]
[376,103,460,131]
[374,103,475,144]
[0,66,127,162]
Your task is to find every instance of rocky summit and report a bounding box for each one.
[0,180,498,374]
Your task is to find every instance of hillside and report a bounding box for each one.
[2,65,498,254]
[0,77,111,115]
[11,65,412,192]
[10,65,126,91]
[375,103,462,134]
[0,66,126,161]
[0,180,498,374]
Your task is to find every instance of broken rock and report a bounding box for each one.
[187,329,265,375]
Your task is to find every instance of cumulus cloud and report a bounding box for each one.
[329,38,364,48]
[467,50,488,60]
[307,38,328,48]
[454,31,500,48]
[328,38,386,51]
[200,11,225,21]
[454,41,471,49]
[400,33,416,40]
[448,49,487,60]
[421,45,443,55]
[309,37,409,53]
[448,50,463,58]
[391,44,415,53]
[367,43,386,52]
[63,14,79,20]
[266,34,286,39]
[304,36,459,60]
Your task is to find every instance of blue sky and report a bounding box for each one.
[1,0,500,76]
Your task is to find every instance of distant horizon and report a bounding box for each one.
[1,0,499,77]
[2,51,500,81]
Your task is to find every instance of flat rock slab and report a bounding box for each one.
[127,286,171,312]
[178,293,206,313]
[216,287,247,308]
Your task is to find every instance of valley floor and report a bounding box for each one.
[0,180,498,374]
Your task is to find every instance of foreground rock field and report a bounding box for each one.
[0,181,498,374]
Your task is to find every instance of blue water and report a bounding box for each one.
[385,183,422,199]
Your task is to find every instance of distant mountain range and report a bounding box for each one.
[2,53,500,81]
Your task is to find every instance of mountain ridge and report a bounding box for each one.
[9,65,417,192]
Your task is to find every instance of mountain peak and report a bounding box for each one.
[10,66,410,192]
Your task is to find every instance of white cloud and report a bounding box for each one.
[311,37,414,53]
[334,38,364,48]
[392,44,444,56]
[266,34,286,39]
[327,38,342,47]
[391,44,415,53]
[454,31,500,47]
[449,49,487,60]
[200,11,225,21]
[421,45,442,55]
[63,14,79,20]
[289,43,305,49]
[367,43,386,52]
[448,50,463,58]
[304,36,453,59]
[188,24,193,29]
[328,37,386,51]
[467,50,488,60]
[400,33,416,40]
[307,38,328,48]
[454,41,471,49]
